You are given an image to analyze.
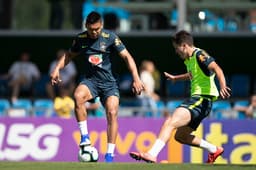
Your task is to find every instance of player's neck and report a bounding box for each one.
[188,46,196,57]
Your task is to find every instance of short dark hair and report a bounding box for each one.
[172,30,194,46]
[86,11,102,25]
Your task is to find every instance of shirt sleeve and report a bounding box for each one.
[196,50,216,76]
[69,36,81,53]
[112,33,126,52]
[196,50,215,67]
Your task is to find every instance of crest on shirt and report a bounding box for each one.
[100,42,107,52]
[88,54,103,67]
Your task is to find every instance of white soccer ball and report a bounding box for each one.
[78,146,99,162]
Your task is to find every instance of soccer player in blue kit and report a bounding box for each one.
[50,11,144,162]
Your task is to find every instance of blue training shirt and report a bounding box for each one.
[70,29,126,82]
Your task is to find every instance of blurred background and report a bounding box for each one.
[1,0,256,164]
[0,0,256,119]
[1,0,256,32]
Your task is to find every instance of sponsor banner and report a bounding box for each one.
[0,118,255,164]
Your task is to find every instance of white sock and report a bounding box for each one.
[200,139,217,153]
[106,143,115,155]
[78,120,88,135]
[148,139,165,157]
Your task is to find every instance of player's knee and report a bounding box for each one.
[106,109,118,118]
[73,91,83,101]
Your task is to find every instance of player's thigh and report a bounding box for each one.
[73,84,93,102]
[171,107,191,128]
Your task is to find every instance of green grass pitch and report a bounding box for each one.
[1,162,256,170]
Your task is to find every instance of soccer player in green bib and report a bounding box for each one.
[130,30,231,164]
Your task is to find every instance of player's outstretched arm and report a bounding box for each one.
[164,72,191,82]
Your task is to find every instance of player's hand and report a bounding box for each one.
[132,80,145,95]
[50,70,62,85]
[219,86,231,99]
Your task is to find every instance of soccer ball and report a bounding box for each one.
[78,146,99,162]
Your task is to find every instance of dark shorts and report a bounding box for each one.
[80,78,120,106]
[178,95,212,130]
